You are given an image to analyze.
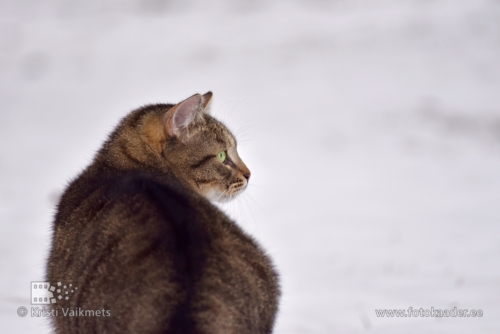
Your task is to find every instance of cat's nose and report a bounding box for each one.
[243,172,251,181]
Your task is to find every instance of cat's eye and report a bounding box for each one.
[217,151,227,163]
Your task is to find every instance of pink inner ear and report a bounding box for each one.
[172,94,201,132]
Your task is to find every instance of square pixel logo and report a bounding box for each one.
[31,282,77,305]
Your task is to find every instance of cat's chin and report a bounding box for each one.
[204,187,246,203]
[215,193,240,203]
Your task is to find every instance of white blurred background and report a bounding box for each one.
[1,0,500,333]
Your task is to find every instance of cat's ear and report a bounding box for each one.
[201,91,213,112]
[164,94,202,137]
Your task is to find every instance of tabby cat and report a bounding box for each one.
[46,92,280,333]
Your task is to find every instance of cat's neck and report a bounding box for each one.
[94,111,165,171]
[92,135,197,195]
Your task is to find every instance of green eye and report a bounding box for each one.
[217,151,227,163]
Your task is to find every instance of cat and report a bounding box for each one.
[46,92,280,333]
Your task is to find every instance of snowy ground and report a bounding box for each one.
[1,0,500,333]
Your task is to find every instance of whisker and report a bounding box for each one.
[217,188,229,202]
[236,195,243,225]
[242,194,258,233]
[248,184,264,188]
[245,193,266,215]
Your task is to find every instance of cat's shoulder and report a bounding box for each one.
[106,171,199,216]
[57,168,207,225]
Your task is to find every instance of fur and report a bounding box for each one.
[46,92,280,333]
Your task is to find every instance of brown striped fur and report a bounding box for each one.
[46,92,280,333]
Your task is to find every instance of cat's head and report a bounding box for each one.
[104,92,250,203]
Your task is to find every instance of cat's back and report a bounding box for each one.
[49,168,278,334]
